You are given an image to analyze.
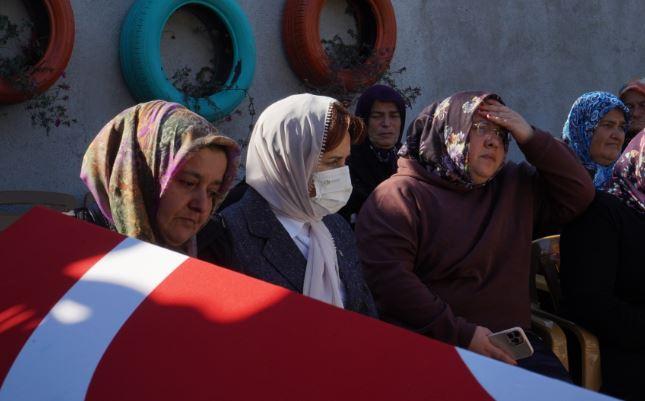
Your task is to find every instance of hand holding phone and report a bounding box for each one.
[468,326,517,365]
[487,327,534,360]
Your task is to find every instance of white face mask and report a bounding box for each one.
[310,165,353,215]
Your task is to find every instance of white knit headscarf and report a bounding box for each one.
[246,94,344,308]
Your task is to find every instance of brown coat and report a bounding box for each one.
[356,130,594,347]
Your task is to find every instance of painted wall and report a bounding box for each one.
[0,0,643,202]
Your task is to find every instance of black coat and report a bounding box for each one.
[221,187,377,318]
[561,192,645,400]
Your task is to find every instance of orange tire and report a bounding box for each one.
[282,0,396,93]
[0,0,75,104]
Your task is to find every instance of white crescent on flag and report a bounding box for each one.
[0,208,613,400]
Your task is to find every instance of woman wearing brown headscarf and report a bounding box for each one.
[356,91,594,380]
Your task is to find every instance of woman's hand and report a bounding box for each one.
[478,101,534,144]
[468,326,518,365]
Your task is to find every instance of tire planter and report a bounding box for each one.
[282,0,396,93]
[120,0,256,122]
[0,0,75,104]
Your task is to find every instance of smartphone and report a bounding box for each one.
[487,327,534,360]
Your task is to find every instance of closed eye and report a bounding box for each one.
[179,179,197,188]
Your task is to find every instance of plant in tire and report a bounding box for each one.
[0,14,76,133]
[319,26,421,108]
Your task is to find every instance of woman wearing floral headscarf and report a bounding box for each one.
[356,91,594,380]
[561,131,645,400]
[563,91,629,189]
[71,100,240,260]
[221,94,376,316]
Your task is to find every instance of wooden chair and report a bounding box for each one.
[531,313,569,371]
[0,191,78,231]
[530,235,602,391]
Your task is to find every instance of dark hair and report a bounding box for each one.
[323,101,365,152]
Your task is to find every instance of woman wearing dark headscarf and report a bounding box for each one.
[560,131,645,400]
[221,94,376,316]
[71,100,240,260]
[356,91,594,379]
[338,85,406,225]
[563,92,629,190]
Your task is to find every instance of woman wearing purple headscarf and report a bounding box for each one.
[560,131,645,400]
[70,100,240,261]
[339,85,406,225]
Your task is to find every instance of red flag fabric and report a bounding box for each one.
[0,208,612,401]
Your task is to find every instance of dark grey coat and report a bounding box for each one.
[221,187,377,318]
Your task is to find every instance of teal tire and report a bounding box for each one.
[120,0,256,121]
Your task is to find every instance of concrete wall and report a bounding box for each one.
[0,0,643,202]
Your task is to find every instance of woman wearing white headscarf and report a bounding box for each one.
[221,94,377,316]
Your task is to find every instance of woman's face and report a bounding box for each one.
[308,132,351,197]
[590,108,626,166]
[316,132,351,173]
[367,101,401,150]
[157,147,227,249]
[467,106,506,184]
[622,89,645,135]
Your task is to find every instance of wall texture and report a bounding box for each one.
[0,0,643,201]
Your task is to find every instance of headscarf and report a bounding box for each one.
[562,92,629,190]
[355,84,407,154]
[619,77,645,99]
[619,77,645,146]
[607,130,644,214]
[399,91,509,188]
[81,100,240,255]
[349,85,407,190]
[246,94,344,308]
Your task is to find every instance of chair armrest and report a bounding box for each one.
[531,314,569,371]
[532,307,601,391]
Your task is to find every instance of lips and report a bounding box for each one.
[177,217,198,226]
[480,154,497,162]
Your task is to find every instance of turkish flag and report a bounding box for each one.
[0,208,610,400]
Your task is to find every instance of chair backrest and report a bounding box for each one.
[531,235,562,313]
[0,191,78,231]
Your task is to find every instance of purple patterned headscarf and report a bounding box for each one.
[399,91,509,188]
[81,100,240,254]
[608,130,645,214]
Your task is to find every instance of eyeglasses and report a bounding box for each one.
[471,122,510,141]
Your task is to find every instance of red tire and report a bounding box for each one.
[0,0,75,104]
[282,0,396,93]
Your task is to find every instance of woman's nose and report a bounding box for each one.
[189,189,210,213]
[484,134,501,148]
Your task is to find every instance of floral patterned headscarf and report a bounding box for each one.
[607,130,644,214]
[399,91,509,188]
[81,100,240,254]
[562,92,629,190]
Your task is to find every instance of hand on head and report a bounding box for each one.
[478,101,534,144]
